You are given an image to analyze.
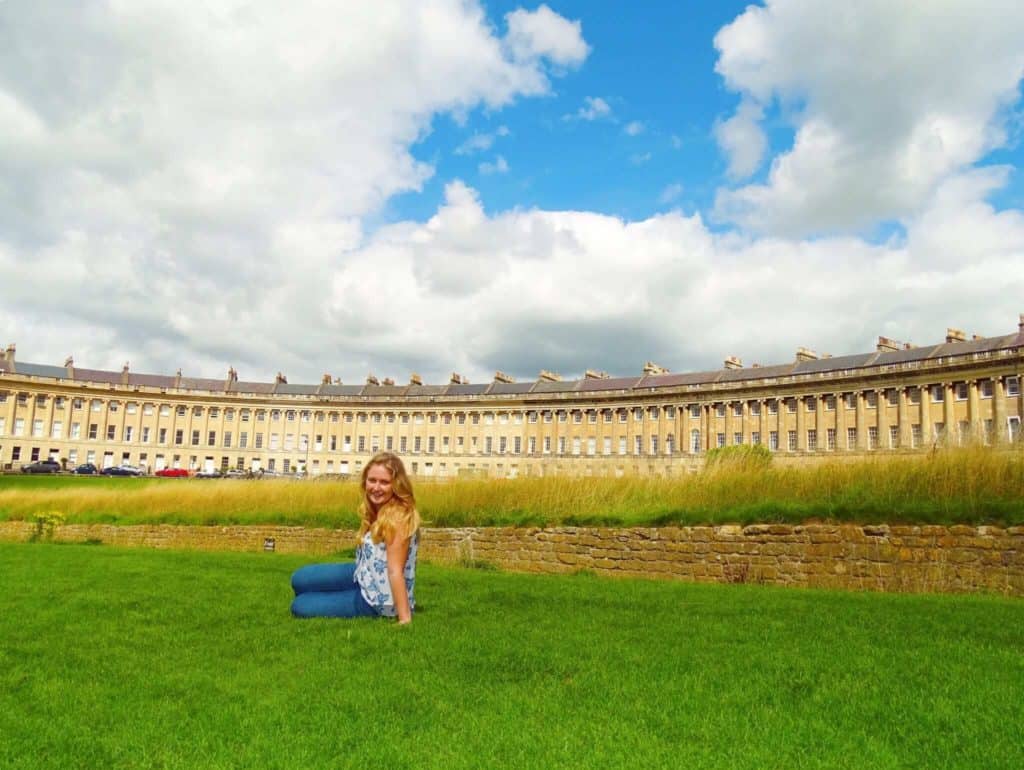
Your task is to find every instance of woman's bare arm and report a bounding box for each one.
[385,533,412,624]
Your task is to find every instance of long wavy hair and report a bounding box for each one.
[357,451,421,544]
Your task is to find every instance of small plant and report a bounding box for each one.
[31,511,66,542]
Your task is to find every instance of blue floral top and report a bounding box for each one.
[354,530,419,617]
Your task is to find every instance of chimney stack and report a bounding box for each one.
[449,372,464,385]
[4,343,14,363]
[321,373,332,385]
[795,347,818,362]
[584,369,609,379]
[945,327,966,343]
[64,356,75,378]
[1019,312,1024,333]
[723,356,742,370]
[493,371,514,383]
[538,370,562,382]
[642,361,668,376]
[366,374,380,386]
[409,373,423,386]
[876,336,900,353]
[382,377,395,386]
[275,372,288,384]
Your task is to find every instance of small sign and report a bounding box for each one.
[263,537,276,552]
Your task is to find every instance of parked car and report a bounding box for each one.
[155,467,189,478]
[100,464,144,477]
[73,463,98,475]
[21,459,61,474]
[194,469,223,479]
[224,469,250,479]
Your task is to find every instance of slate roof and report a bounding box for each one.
[2,329,1019,397]
[488,381,536,395]
[9,362,69,379]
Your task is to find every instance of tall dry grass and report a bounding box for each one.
[0,445,1021,528]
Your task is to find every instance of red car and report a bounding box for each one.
[156,468,190,478]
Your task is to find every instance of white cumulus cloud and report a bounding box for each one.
[0,0,589,379]
[713,0,1024,236]
[505,4,589,66]
[479,156,509,175]
[568,96,612,121]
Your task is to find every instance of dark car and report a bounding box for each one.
[100,465,144,477]
[74,462,98,475]
[21,459,61,474]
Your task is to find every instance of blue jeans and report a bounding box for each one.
[290,562,378,619]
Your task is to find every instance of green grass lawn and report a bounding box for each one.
[2,543,1022,769]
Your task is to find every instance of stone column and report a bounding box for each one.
[740,400,750,445]
[919,386,931,447]
[943,382,955,446]
[994,376,1008,442]
[815,394,826,451]
[898,388,911,448]
[876,389,888,450]
[795,396,806,451]
[835,392,846,450]
[855,391,868,450]
[757,399,766,447]
[26,394,38,448]
[1,391,16,444]
[723,401,733,447]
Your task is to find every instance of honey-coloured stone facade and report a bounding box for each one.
[0,318,1022,477]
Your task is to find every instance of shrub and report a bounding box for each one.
[31,510,65,542]
[705,443,772,468]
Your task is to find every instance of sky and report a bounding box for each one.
[2,0,1024,386]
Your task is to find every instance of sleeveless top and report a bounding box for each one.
[354,530,419,617]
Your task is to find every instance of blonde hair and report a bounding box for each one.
[357,451,421,544]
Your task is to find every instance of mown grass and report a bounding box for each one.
[1,446,1023,528]
[2,542,1023,770]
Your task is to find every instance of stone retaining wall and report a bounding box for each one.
[1,521,1021,596]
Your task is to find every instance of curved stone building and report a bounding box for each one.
[1,317,1021,477]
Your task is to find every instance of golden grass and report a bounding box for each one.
[1,445,1022,527]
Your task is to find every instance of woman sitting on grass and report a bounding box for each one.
[291,451,420,624]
